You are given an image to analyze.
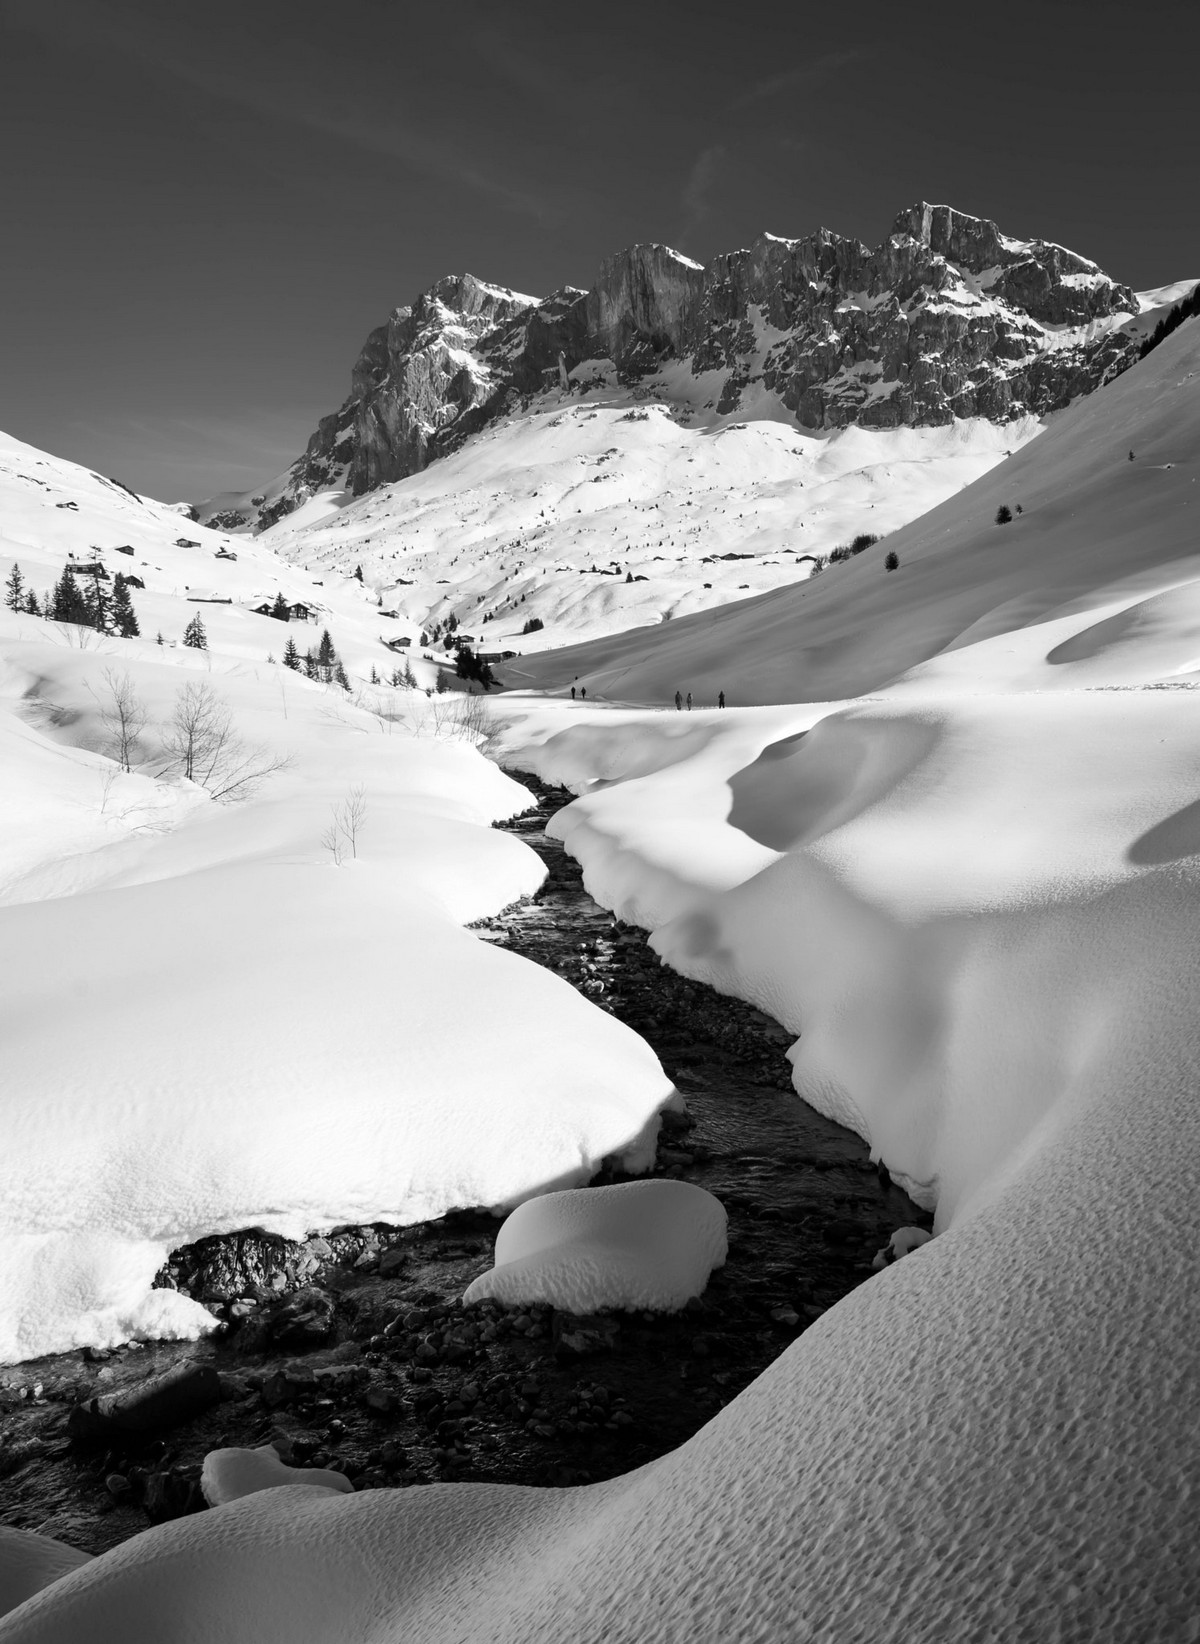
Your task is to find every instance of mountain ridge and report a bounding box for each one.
[200,201,1145,535]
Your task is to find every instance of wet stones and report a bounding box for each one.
[263,1287,337,1348]
[553,1313,621,1357]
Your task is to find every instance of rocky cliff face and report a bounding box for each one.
[209,203,1141,531]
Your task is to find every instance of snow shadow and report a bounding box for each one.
[1127,798,1200,866]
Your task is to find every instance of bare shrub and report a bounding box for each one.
[160,681,290,801]
[91,667,147,772]
[323,783,368,864]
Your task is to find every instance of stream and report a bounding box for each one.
[0,776,927,1554]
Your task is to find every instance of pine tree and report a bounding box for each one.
[316,628,336,681]
[995,505,1013,525]
[303,649,319,679]
[24,589,41,617]
[271,591,290,621]
[111,573,140,637]
[334,660,351,690]
[435,670,449,695]
[282,635,301,670]
[156,631,165,646]
[83,572,110,632]
[182,612,208,649]
[4,563,24,611]
[354,564,364,582]
[390,667,404,687]
[370,665,380,684]
[885,550,900,571]
[52,566,88,624]
[403,657,417,689]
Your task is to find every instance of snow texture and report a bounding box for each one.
[0,1532,91,1623]
[462,1180,727,1313]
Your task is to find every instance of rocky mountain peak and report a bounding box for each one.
[202,203,1147,533]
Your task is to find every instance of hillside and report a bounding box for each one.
[504,315,1200,703]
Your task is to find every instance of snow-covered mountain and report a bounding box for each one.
[504,309,1200,704]
[191,203,1186,663]
[201,201,1148,537]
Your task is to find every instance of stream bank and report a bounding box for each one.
[0,777,927,1554]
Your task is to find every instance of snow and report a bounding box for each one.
[0,1531,91,1622]
[0,436,678,1365]
[3,328,1200,1642]
[462,1180,727,1313]
[510,318,1200,704]
[200,1446,353,1507]
[255,390,1040,664]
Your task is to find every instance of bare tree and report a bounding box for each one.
[160,681,290,801]
[323,783,368,863]
[91,668,147,772]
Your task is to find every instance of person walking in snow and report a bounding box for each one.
[580,686,587,700]
[718,690,725,709]
[686,692,692,711]
[571,684,576,699]
[674,690,682,711]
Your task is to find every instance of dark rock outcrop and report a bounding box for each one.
[218,203,1141,530]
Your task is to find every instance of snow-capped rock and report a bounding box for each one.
[202,202,1145,536]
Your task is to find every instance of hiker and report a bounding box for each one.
[674,690,682,711]
[571,684,576,699]
[718,690,725,709]
[686,692,692,711]
[580,686,587,699]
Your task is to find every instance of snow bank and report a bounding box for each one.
[0,855,675,1364]
[200,1447,353,1507]
[463,1180,727,1313]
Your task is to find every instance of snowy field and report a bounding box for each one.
[1,323,1199,1638]
[0,439,677,1365]
[255,374,1043,659]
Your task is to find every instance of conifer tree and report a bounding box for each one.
[282,635,301,670]
[182,612,208,649]
[271,591,290,621]
[303,649,319,679]
[52,566,89,625]
[5,563,24,611]
[111,573,140,637]
[316,628,337,681]
[403,657,417,689]
[24,589,41,617]
[334,660,351,690]
[83,572,110,633]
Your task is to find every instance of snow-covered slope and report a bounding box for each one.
[510,314,1200,703]
[0,431,677,1364]
[191,209,1190,667]
[255,389,1041,659]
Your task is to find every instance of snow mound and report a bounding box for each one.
[463,1180,727,1313]
[200,1446,353,1507]
[0,1531,91,1622]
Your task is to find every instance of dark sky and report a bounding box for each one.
[0,0,1194,500]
